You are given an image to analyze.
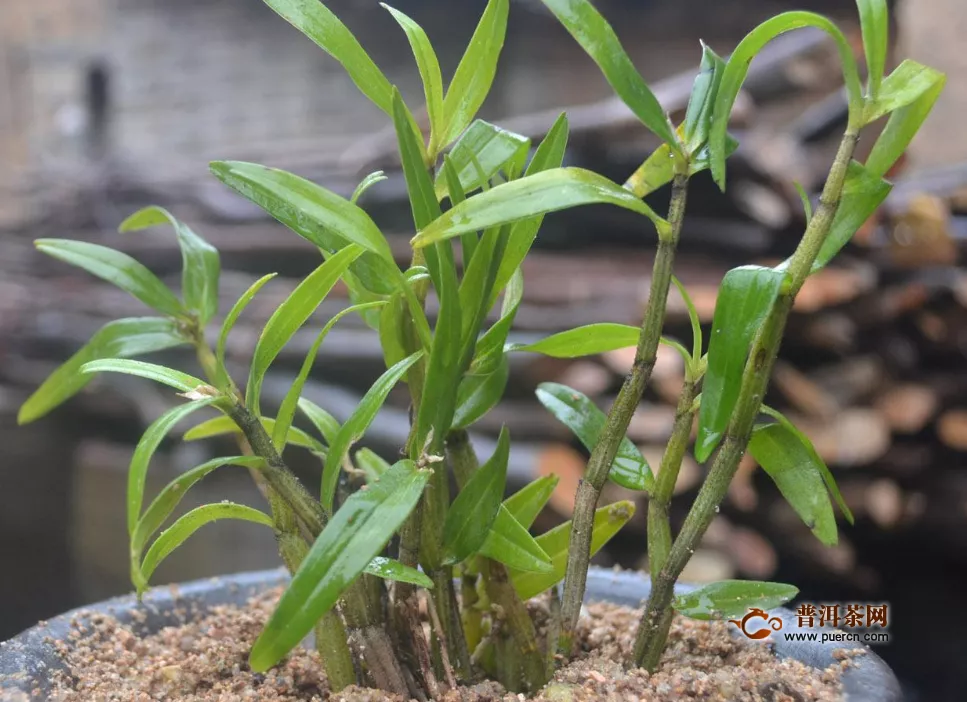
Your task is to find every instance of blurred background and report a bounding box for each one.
[1,0,965,699]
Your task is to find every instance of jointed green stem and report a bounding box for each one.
[633,129,860,671]
[558,173,690,654]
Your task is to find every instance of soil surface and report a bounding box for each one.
[37,587,853,701]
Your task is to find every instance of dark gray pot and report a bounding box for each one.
[0,567,900,701]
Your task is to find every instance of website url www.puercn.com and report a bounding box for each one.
[783,631,891,644]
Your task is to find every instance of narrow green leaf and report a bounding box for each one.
[695,266,786,462]
[351,170,387,204]
[18,317,189,424]
[140,503,274,586]
[865,64,945,179]
[856,0,889,100]
[250,460,430,672]
[536,382,653,492]
[413,167,668,248]
[457,223,508,344]
[442,155,477,271]
[216,273,277,389]
[471,267,523,376]
[443,427,510,564]
[120,206,221,325]
[354,447,392,483]
[625,132,740,199]
[683,43,726,153]
[749,423,838,546]
[510,322,638,358]
[246,245,363,414]
[393,90,442,230]
[710,12,863,190]
[536,0,677,148]
[479,508,553,574]
[273,300,386,451]
[183,414,323,452]
[35,239,184,318]
[261,0,394,115]
[364,556,433,589]
[382,5,445,154]
[671,276,703,365]
[81,359,208,395]
[865,59,944,124]
[452,354,509,430]
[510,501,635,600]
[794,183,813,224]
[322,352,424,509]
[503,475,560,530]
[126,399,217,536]
[673,580,798,620]
[132,455,265,557]
[435,120,530,200]
[439,0,509,148]
[378,291,409,371]
[297,398,342,445]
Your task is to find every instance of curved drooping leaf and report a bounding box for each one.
[120,206,220,325]
[322,352,424,509]
[536,0,677,148]
[673,580,798,620]
[18,317,189,424]
[139,503,274,586]
[216,273,277,389]
[536,382,654,491]
[856,0,888,100]
[363,556,433,589]
[443,427,509,564]
[183,414,324,453]
[478,507,553,574]
[351,170,388,204]
[439,0,509,148]
[35,239,184,318]
[412,167,668,248]
[695,266,786,462]
[81,359,208,395]
[749,422,838,546]
[502,475,560,530]
[436,120,530,200]
[260,0,394,115]
[249,460,430,672]
[709,12,863,190]
[509,323,639,359]
[297,398,341,445]
[246,245,363,414]
[510,500,635,600]
[452,354,509,430]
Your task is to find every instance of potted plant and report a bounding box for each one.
[1,0,942,699]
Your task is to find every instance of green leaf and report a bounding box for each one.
[260,0,394,115]
[273,300,386,451]
[443,427,509,564]
[81,359,208,395]
[695,266,786,462]
[479,508,553,574]
[671,276,703,365]
[364,556,433,589]
[866,59,943,124]
[510,501,635,600]
[749,423,838,546]
[471,267,523,376]
[865,63,945,179]
[378,291,409,371]
[132,456,265,558]
[250,460,430,672]
[322,351,424,509]
[297,398,341,445]
[35,239,184,318]
[382,5,444,154]
[18,317,189,425]
[183,414,323,452]
[351,170,388,204]
[209,161,394,263]
[502,475,560,530]
[439,0,509,149]
[246,245,363,414]
[709,12,863,190]
[140,503,274,586]
[452,354,509,429]
[126,399,217,536]
[413,167,668,248]
[625,134,740,199]
[394,90,442,230]
[216,273,277,388]
[536,382,653,492]
[673,580,799,620]
[510,322,638,358]
[536,0,677,148]
[435,120,530,200]
[794,182,814,224]
[683,43,726,153]
[120,206,221,325]
[856,0,889,101]
[354,447,392,483]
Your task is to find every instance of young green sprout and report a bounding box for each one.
[20,0,941,695]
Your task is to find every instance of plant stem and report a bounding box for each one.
[633,129,859,671]
[647,378,699,582]
[447,430,548,691]
[558,173,690,654]
[342,574,410,695]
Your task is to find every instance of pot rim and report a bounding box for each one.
[0,566,900,701]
